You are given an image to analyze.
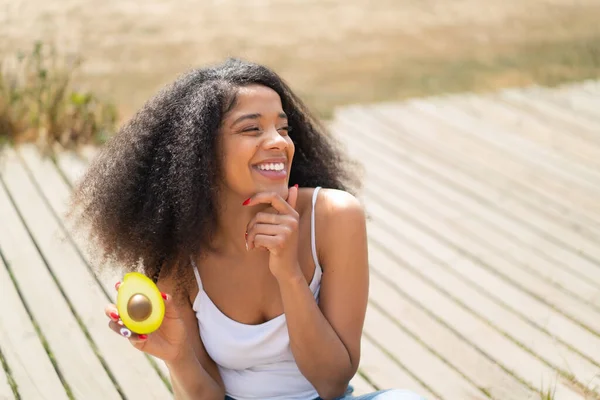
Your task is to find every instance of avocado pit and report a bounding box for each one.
[127,293,152,321]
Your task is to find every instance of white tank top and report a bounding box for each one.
[191,187,323,400]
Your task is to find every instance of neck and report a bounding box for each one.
[211,189,270,256]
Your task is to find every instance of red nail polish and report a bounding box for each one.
[245,231,248,238]
[161,292,168,300]
[110,311,119,321]
[138,334,148,340]
[115,281,121,290]
[294,184,298,189]
[242,198,251,206]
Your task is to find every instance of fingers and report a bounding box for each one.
[242,185,300,214]
[245,211,297,250]
[104,303,119,321]
[252,234,287,254]
[161,292,180,321]
[107,319,149,342]
[106,281,167,344]
[246,223,280,250]
[246,211,285,230]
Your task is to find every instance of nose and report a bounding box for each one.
[263,126,288,150]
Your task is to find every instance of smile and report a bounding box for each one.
[256,162,285,171]
[252,161,288,180]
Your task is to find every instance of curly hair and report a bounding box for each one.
[67,58,361,285]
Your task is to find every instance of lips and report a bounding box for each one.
[252,159,288,180]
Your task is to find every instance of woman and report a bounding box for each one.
[69,59,425,400]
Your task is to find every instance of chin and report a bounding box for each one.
[255,182,290,198]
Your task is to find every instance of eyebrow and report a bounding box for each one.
[231,112,288,127]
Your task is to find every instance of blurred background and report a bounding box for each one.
[1,0,599,147]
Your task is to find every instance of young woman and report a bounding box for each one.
[69,59,425,400]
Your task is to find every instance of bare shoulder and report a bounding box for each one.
[314,188,364,216]
[309,188,366,235]
[298,187,364,216]
[301,188,368,270]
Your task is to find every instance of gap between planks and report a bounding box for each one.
[0,253,68,400]
[333,114,600,282]
[13,144,174,399]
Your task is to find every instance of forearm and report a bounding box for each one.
[166,350,224,400]
[278,273,355,399]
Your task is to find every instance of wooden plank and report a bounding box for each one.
[365,193,600,364]
[333,119,600,288]
[0,365,12,400]
[52,148,175,383]
[364,305,485,399]
[497,88,600,145]
[442,93,600,171]
[14,145,173,399]
[579,80,600,94]
[341,133,600,310]
[394,101,600,240]
[368,272,535,399]
[54,150,88,188]
[379,103,600,221]
[537,86,600,124]
[334,114,600,277]
[365,232,591,399]
[408,97,600,188]
[359,337,438,400]
[0,256,68,400]
[336,106,600,231]
[0,168,121,399]
[366,200,600,377]
[342,134,600,329]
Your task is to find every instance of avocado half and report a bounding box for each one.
[116,272,165,334]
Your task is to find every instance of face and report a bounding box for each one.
[219,84,295,200]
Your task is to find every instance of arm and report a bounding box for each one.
[244,188,369,399]
[156,277,226,400]
[278,190,369,399]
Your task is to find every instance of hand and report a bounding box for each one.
[244,184,302,281]
[105,288,189,363]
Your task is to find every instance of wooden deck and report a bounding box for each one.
[1,79,599,399]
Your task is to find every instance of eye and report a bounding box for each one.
[241,126,261,135]
[278,126,291,135]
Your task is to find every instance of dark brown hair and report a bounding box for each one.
[67,58,360,285]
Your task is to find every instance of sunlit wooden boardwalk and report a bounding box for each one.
[1,80,600,399]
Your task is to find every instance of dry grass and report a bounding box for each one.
[0,41,117,152]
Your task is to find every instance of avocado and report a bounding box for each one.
[116,272,165,334]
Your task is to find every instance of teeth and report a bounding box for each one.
[257,163,284,171]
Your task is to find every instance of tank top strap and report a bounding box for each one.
[190,256,203,291]
[310,187,323,276]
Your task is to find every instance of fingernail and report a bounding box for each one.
[294,184,298,188]
[242,198,251,206]
[120,327,132,338]
[161,292,168,300]
[245,241,249,251]
[109,311,119,321]
[138,334,148,340]
[115,281,121,290]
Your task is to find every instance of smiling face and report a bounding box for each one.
[219,84,295,200]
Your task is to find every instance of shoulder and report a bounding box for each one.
[309,187,366,225]
[300,188,368,263]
